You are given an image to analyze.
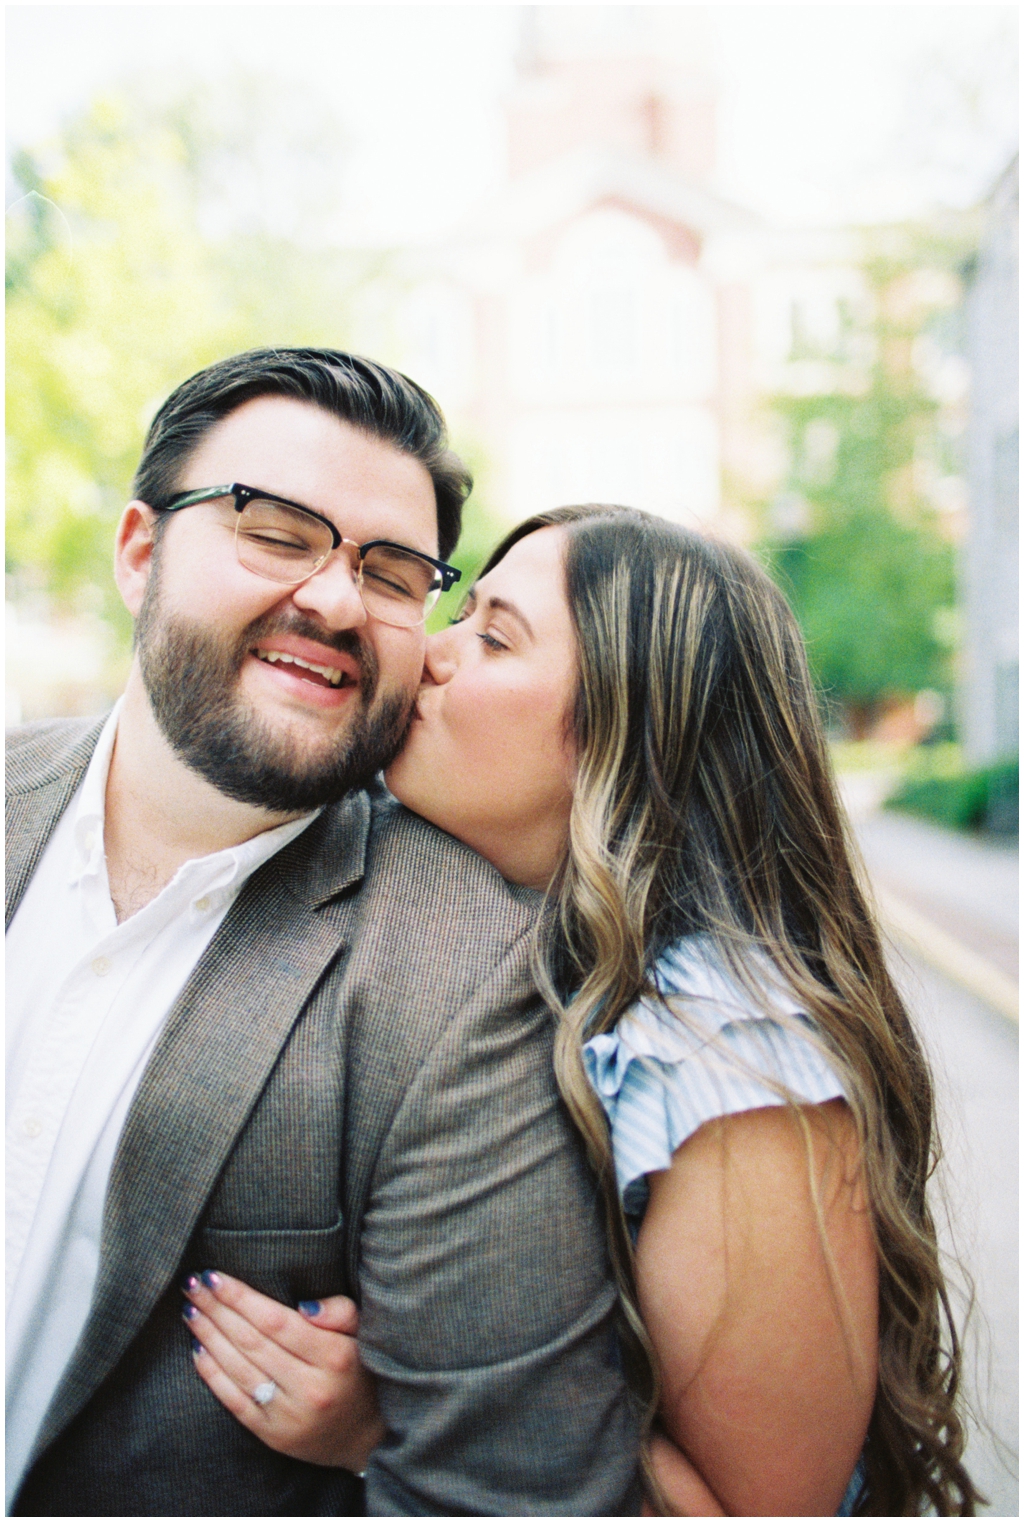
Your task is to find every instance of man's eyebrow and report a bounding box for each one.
[465,587,536,641]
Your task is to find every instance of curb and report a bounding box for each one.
[875,886,1019,1024]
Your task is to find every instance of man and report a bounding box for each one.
[6,350,639,1515]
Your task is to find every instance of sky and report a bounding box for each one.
[6,4,1018,242]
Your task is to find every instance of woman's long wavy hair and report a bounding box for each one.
[480,505,980,1516]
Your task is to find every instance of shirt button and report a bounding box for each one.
[194,897,211,913]
[91,956,112,977]
[23,1118,42,1139]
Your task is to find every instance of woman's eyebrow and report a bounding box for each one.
[482,595,535,641]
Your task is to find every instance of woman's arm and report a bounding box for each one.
[181,1272,384,1470]
[636,1098,877,1517]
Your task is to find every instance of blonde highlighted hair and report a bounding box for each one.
[480,505,980,1516]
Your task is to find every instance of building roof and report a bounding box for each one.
[460,145,761,246]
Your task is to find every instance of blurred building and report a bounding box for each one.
[370,10,749,531]
[8,7,981,726]
[370,8,895,543]
[960,155,1019,765]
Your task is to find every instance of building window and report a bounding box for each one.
[591,289,638,370]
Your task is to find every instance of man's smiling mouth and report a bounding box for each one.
[254,650,354,689]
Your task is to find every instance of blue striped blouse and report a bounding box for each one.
[582,935,847,1222]
[581,935,865,1517]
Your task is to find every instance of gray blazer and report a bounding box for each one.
[7,718,640,1517]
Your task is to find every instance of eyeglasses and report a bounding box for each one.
[157,482,461,629]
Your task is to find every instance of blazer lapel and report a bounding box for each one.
[30,791,371,1461]
[5,719,104,927]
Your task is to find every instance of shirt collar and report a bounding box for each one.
[69,700,122,887]
[180,812,318,921]
[67,698,321,899]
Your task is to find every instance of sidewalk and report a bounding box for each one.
[839,774,1018,1514]
[839,774,1018,1020]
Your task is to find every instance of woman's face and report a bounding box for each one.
[385,526,577,889]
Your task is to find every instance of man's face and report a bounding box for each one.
[124,395,439,811]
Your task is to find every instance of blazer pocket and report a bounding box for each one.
[193,1214,349,1305]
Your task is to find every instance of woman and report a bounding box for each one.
[180,506,978,1514]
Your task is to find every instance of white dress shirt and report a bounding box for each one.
[5,702,317,1505]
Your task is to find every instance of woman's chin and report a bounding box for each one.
[383,751,424,814]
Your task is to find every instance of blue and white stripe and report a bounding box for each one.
[582,935,847,1220]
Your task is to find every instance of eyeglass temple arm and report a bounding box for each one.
[158,485,239,512]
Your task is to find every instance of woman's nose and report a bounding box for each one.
[422,627,459,685]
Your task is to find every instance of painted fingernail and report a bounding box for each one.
[180,1273,200,1293]
[182,1303,199,1322]
[191,1336,203,1355]
[298,1300,322,1317]
[200,1270,221,1291]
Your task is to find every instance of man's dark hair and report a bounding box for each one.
[132,348,471,559]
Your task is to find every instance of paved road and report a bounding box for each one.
[887,950,1018,1516]
[840,783,1018,1516]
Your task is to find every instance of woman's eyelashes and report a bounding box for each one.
[448,595,512,652]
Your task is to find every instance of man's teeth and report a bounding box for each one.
[256,650,348,686]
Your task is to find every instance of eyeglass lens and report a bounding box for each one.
[234,498,442,627]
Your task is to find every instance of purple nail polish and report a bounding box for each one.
[191,1336,203,1355]
[200,1270,221,1291]
[180,1273,200,1293]
[183,1303,199,1322]
[298,1300,322,1317]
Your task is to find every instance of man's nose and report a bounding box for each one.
[289,551,369,629]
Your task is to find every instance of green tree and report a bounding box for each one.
[6,86,372,653]
[758,229,969,733]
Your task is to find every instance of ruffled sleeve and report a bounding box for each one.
[582,937,847,1220]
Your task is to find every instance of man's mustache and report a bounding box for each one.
[241,609,365,661]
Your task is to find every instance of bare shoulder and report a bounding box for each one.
[5,715,106,794]
[646,1098,865,1223]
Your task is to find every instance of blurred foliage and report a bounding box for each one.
[426,442,507,633]
[5,84,383,650]
[757,226,973,733]
[829,738,915,773]
[886,747,1018,836]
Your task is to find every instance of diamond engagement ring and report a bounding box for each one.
[252,1380,277,1407]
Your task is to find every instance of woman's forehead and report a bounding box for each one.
[474,527,572,641]
[481,526,566,587]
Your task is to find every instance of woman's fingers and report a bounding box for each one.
[189,1337,324,1461]
[190,1337,266,1425]
[183,1300,293,1401]
[182,1270,358,1374]
[184,1287,385,1470]
[297,1294,360,1335]
[184,1270,317,1360]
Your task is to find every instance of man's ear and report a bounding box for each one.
[114,501,160,618]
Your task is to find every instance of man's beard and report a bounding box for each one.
[136,585,414,812]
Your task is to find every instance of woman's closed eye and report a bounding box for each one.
[448,602,512,653]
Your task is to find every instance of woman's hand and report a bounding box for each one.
[181,1270,384,1471]
[642,1432,726,1516]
